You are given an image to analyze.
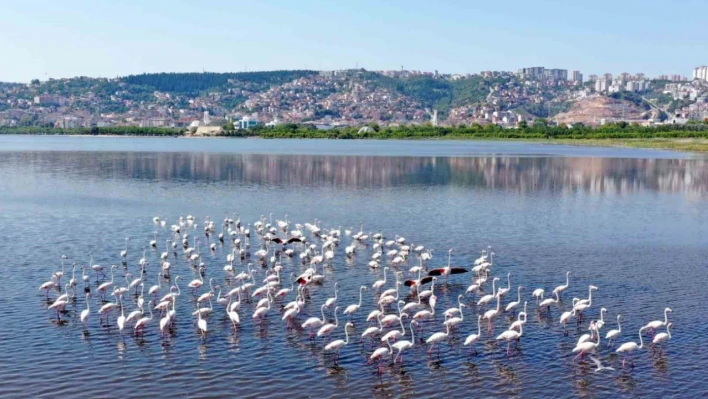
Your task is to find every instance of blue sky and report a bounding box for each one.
[0,0,705,82]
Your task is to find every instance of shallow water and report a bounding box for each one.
[1,136,706,398]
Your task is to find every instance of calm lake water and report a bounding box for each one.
[1,136,706,398]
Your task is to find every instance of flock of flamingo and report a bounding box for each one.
[39,213,674,373]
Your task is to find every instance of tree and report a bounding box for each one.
[517,120,528,129]
[224,120,235,131]
[533,118,548,128]
[30,79,40,86]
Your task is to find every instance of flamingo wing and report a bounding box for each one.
[449,268,469,275]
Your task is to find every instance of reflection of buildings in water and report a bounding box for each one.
[3,152,708,196]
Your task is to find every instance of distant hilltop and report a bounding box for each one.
[1,68,707,130]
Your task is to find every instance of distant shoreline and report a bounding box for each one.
[2,132,708,153]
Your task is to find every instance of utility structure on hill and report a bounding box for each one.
[426,109,438,127]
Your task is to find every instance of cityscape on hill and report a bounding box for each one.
[2,66,708,134]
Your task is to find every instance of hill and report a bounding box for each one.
[554,96,651,125]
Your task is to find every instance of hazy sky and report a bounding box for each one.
[0,0,705,82]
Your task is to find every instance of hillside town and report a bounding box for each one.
[1,65,707,132]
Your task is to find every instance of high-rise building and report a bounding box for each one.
[570,71,583,82]
[518,67,545,79]
[595,78,611,93]
[693,66,708,81]
[544,69,568,80]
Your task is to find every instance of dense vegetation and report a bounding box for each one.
[121,71,318,96]
[4,122,708,141]
[364,72,495,113]
[0,126,181,136]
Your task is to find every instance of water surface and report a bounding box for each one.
[0,136,706,399]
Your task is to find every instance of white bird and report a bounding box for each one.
[505,286,524,312]
[651,323,673,354]
[605,314,622,348]
[644,307,672,332]
[324,322,354,361]
[589,356,615,372]
[482,289,502,332]
[616,327,645,367]
[477,277,500,307]
[426,321,451,356]
[552,271,570,298]
[572,329,600,362]
[317,307,340,342]
[531,288,544,303]
[496,316,523,356]
[343,286,367,319]
[464,315,483,354]
[391,321,416,363]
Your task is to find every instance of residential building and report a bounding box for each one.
[517,67,545,79]
[595,78,611,93]
[544,69,568,81]
[34,95,65,106]
[693,66,708,81]
[570,71,583,83]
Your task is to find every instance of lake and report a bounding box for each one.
[1,135,706,398]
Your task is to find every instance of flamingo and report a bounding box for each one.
[496,316,524,355]
[444,303,465,330]
[444,294,465,318]
[117,298,126,333]
[134,301,154,334]
[324,322,354,361]
[426,320,451,356]
[605,314,622,348]
[98,300,118,326]
[482,290,502,332]
[596,307,607,330]
[53,255,67,286]
[369,339,393,373]
[539,290,559,313]
[317,306,340,343]
[381,305,408,342]
[372,267,389,291]
[616,327,645,367]
[80,293,90,327]
[343,286,367,320]
[361,313,384,344]
[120,237,130,259]
[324,282,338,309]
[428,249,468,283]
[644,307,672,334]
[148,272,161,298]
[47,284,71,320]
[197,304,208,337]
[418,277,437,300]
[39,279,57,297]
[559,305,576,333]
[552,271,570,298]
[226,295,240,330]
[510,301,529,331]
[651,323,672,355]
[497,273,512,298]
[464,315,483,355]
[573,328,600,362]
[477,277,500,307]
[96,265,117,299]
[391,321,416,363]
[505,286,524,313]
[573,286,598,322]
[531,288,545,304]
